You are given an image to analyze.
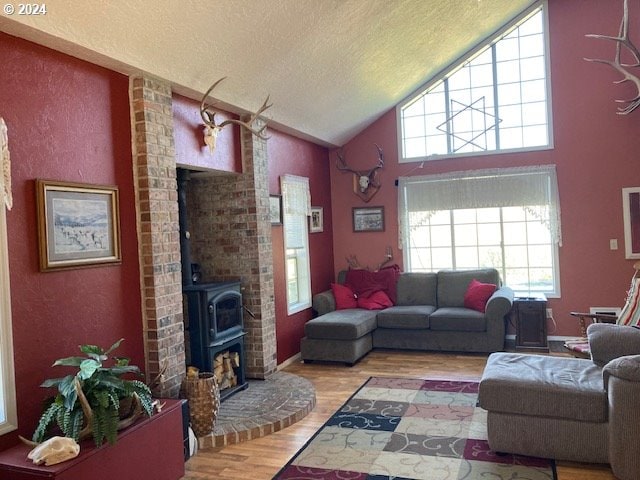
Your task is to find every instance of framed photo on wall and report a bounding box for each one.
[310,207,323,233]
[269,194,282,225]
[36,179,121,271]
[352,206,385,232]
[623,187,640,259]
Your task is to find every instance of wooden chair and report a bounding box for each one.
[565,262,640,357]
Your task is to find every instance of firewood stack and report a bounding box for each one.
[213,350,240,390]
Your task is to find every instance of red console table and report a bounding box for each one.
[0,399,185,480]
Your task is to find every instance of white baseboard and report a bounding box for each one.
[278,352,302,370]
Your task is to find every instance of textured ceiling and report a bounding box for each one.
[0,0,537,147]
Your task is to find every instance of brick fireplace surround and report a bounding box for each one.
[130,76,277,398]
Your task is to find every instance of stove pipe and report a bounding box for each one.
[177,168,192,287]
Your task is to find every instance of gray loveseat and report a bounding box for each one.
[479,323,640,480]
[301,268,514,365]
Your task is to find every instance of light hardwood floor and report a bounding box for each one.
[182,350,616,480]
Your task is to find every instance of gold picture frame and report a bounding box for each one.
[36,179,121,271]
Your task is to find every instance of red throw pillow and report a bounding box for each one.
[331,283,358,310]
[357,290,393,310]
[464,279,497,313]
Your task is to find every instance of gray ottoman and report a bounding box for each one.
[478,352,608,463]
[300,309,377,365]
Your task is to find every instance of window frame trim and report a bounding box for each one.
[280,175,312,316]
[395,0,553,163]
[0,202,17,435]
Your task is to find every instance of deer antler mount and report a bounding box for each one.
[336,144,384,203]
[200,77,272,153]
[585,0,640,114]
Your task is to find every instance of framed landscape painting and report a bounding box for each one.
[36,179,121,271]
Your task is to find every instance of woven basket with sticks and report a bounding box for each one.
[181,372,220,437]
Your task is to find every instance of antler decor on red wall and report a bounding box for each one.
[585,0,640,114]
[200,77,272,153]
[336,144,384,203]
[346,246,393,271]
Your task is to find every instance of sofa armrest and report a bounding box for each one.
[312,290,336,316]
[485,286,514,321]
[603,354,640,387]
[588,323,640,367]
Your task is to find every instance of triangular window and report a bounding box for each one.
[398,2,551,162]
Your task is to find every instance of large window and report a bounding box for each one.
[398,2,551,161]
[399,166,561,296]
[281,175,312,314]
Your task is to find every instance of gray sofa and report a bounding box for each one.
[301,268,514,365]
[479,323,640,480]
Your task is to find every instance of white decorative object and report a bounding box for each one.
[27,436,80,466]
[0,117,12,210]
[585,0,640,115]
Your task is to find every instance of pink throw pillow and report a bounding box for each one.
[331,283,357,310]
[357,290,393,310]
[464,279,497,313]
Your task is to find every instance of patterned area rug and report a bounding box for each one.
[275,377,556,480]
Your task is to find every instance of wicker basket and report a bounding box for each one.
[181,372,220,437]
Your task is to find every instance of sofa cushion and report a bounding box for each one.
[437,268,500,308]
[304,309,378,340]
[396,273,438,306]
[357,290,393,310]
[331,283,358,310]
[376,305,436,329]
[429,307,486,331]
[479,352,607,423]
[464,279,497,313]
[345,266,401,304]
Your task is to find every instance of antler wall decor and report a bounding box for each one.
[346,246,393,271]
[336,144,384,203]
[200,77,272,153]
[585,0,640,114]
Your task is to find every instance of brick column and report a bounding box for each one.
[130,76,185,397]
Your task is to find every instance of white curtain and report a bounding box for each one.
[281,174,311,216]
[0,118,12,211]
[398,165,562,246]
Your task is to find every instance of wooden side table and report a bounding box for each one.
[513,294,548,351]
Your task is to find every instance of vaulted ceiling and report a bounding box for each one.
[0,0,537,147]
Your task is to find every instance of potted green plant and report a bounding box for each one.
[32,338,154,447]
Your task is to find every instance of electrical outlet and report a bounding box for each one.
[546,308,553,318]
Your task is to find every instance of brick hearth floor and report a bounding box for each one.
[198,371,316,448]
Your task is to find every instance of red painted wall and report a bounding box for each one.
[331,0,640,337]
[267,132,334,364]
[0,33,144,449]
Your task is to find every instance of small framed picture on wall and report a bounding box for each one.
[352,206,385,232]
[310,207,323,233]
[269,194,282,225]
